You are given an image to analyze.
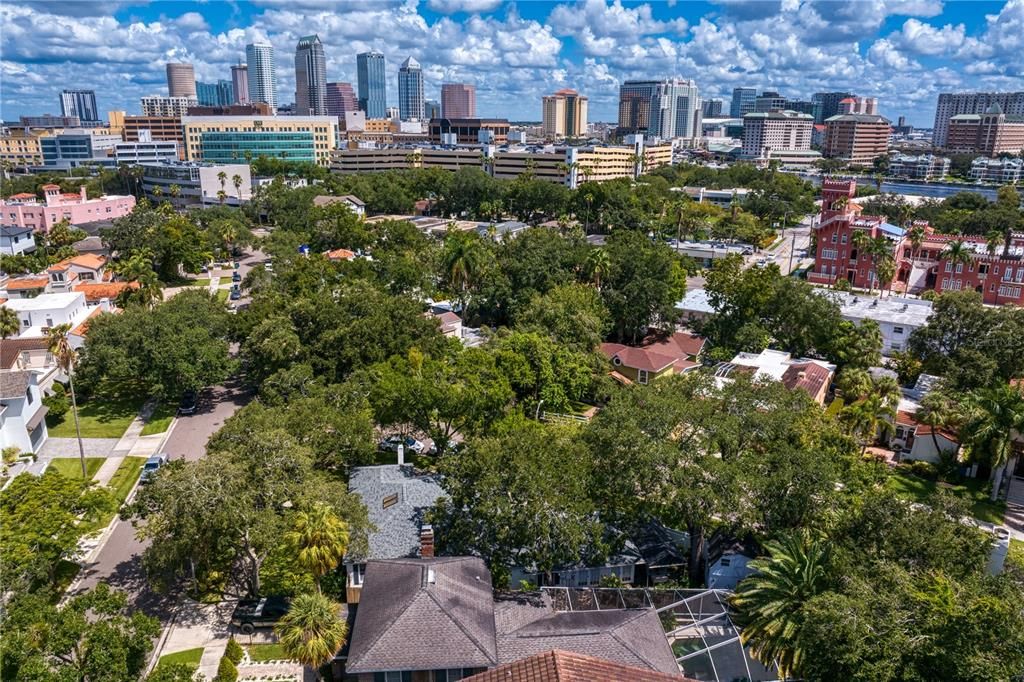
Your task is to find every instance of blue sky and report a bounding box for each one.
[2,0,1022,126]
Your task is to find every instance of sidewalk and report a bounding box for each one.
[91,400,163,486]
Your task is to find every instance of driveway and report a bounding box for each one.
[38,437,120,459]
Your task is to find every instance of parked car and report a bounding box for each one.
[231,271,241,282]
[233,261,240,270]
[140,454,168,483]
[178,389,198,415]
[378,435,425,454]
[231,597,290,634]
[230,289,241,301]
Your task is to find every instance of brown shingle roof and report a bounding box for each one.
[346,557,499,673]
[464,649,689,682]
[780,361,832,397]
[0,370,33,399]
[0,337,51,369]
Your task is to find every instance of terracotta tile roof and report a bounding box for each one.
[72,281,138,302]
[602,345,678,373]
[600,331,707,374]
[781,361,833,397]
[6,276,49,290]
[71,306,104,337]
[896,410,918,426]
[464,649,689,682]
[323,248,356,261]
[8,192,36,200]
[41,184,61,190]
[48,254,108,273]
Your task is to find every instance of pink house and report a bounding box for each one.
[0,185,135,232]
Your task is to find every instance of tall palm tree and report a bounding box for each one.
[875,254,896,298]
[915,392,957,464]
[1,306,19,340]
[835,367,871,401]
[113,251,163,308]
[286,503,350,593]
[582,192,595,235]
[729,532,832,679]
[985,229,1004,258]
[584,247,611,291]
[217,170,227,197]
[275,592,348,680]
[47,324,87,477]
[960,384,1024,501]
[907,224,925,262]
[232,174,243,199]
[842,393,896,454]
[168,184,181,203]
[871,374,901,408]
[440,232,485,315]
[942,239,973,275]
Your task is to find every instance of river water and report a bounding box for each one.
[797,174,1001,201]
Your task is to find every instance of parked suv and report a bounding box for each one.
[231,597,291,634]
[140,454,168,483]
[378,435,425,454]
[178,390,198,415]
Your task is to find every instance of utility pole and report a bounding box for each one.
[788,229,797,275]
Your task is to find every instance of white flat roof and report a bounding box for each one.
[813,289,934,327]
[676,288,714,314]
[3,292,84,311]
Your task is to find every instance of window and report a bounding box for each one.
[945,261,952,272]
[349,563,366,586]
[955,263,963,273]
[821,248,838,260]
[893,327,904,335]
[638,369,649,385]
[840,234,848,244]
[26,387,33,404]
[998,285,1022,298]
[22,318,29,327]
[980,263,989,275]
[374,673,412,682]
[890,343,902,351]
[1004,268,1013,281]
[831,233,837,243]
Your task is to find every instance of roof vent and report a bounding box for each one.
[426,568,436,585]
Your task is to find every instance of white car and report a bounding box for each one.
[140,454,168,483]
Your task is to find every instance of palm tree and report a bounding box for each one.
[835,367,871,401]
[584,247,611,291]
[850,230,873,291]
[0,306,19,340]
[582,192,594,235]
[942,239,973,275]
[217,189,227,206]
[440,232,485,315]
[872,374,901,408]
[275,592,348,680]
[47,324,87,477]
[286,503,349,593]
[114,251,163,308]
[729,532,832,679]
[907,224,925,262]
[960,385,1024,501]
[217,170,227,197]
[232,174,243,199]
[168,184,181,203]
[915,392,957,465]
[842,393,896,454]
[875,254,896,298]
[985,229,1004,258]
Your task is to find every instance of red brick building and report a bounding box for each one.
[809,179,1024,305]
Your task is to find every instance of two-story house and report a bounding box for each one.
[0,225,36,256]
[600,331,707,385]
[0,370,49,454]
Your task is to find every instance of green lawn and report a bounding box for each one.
[188,278,215,287]
[80,456,147,535]
[156,647,204,672]
[140,403,176,437]
[246,643,291,662]
[216,289,229,302]
[48,457,103,479]
[1009,539,1024,570]
[46,394,143,439]
[887,470,1007,525]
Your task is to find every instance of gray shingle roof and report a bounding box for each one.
[347,465,445,562]
[346,557,499,673]
[494,593,679,676]
[0,371,33,399]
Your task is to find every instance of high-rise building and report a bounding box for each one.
[196,81,234,107]
[397,57,425,121]
[812,91,855,123]
[231,64,249,105]
[141,96,196,117]
[945,104,1024,156]
[784,99,817,117]
[441,83,476,118]
[617,80,659,134]
[425,100,441,119]
[166,63,197,98]
[729,87,757,118]
[754,91,787,113]
[357,51,387,119]
[294,35,327,116]
[647,79,701,139]
[542,89,588,139]
[838,97,878,115]
[59,90,99,123]
[932,91,1024,147]
[823,113,891,166]
[742,110,814,158]
[702,99,723,118]
[246,42,278,110]
[325,82,358,117]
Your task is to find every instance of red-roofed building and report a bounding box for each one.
[47,254,108,292]
[0,184,135,232]
[464,650,690,682]
[600,330,706,385]
[72,281,138,305]
[323,248,356,262]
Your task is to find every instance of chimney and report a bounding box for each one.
[397,443,405,466]
[420,525,434,558]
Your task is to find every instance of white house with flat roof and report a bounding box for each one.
[2,292,93,344]
[0,370,48,453]
[814,290,934,355]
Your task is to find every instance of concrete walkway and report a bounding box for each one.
[90,401,158,486]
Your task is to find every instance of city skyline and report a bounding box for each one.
[1,0,1021,125]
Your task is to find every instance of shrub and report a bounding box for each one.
[43,383,70,421]
[920,290,937,301]
[833,277,852,292]
[2,446,20,465]
[213,655,237,682]
[908,460,939,481]
[225,637,243,665]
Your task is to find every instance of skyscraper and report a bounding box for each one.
[357,51,387,119]
[812,91,855,123]
[441,83,476,118]
[231,64,249,104]
[729,87,757,117]
[197,81,234,107]
[542,89,588,138]
[59,89,99,123]
[647,79,701,139]
[932,91,1024,147]
[397,56,424,121]
[424,100,441,119]
[325,82,358,117]
[617,80,659,134]
[246,42,278,110]
[166,63,197,98]
[702,99,723,118]
[294,35,327,116]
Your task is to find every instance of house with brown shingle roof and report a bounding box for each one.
[713,349,835,405]
[463,650,690,682]
[600,330,706,385]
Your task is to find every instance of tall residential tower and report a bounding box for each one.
[542,89,588,138]
[294,35,327,116]
[357,51,387,119]
[397,57,425,121]
[166,63,197,98]
[246,42,278,110]
[59,90,99,123]
[231,63,249,104]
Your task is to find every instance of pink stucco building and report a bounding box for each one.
[1,184,135,232]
